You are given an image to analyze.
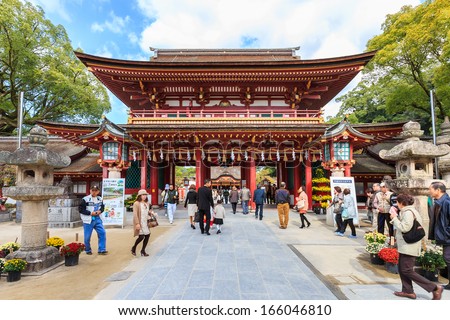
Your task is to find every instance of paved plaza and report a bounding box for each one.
[94,205,449,300]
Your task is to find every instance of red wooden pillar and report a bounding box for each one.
[305,158,313,210]
[344,166,351,177]
[164,161,170,186]
[102,167,108,179]
[249,154,256,209]
[195,149,203,189]
[294,160,300,198]
[140,149,147,190]
[150,163,159,205]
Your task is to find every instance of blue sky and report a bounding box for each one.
[29,0,421,124]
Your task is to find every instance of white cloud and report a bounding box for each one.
[128,32,139,45]
[28,0,72,22]
[135,0,419,117]
[91,11,130,34]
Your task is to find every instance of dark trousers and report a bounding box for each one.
[224,196,229,204]
[300,213,310,227]
[132,234,150,253]
[398,253,437,294]
[378,212,394,236]
[335,213,343,231]
[255,204,264,219]
[198,208,211,233]
[340,218,356,236]
[231,202,237,214]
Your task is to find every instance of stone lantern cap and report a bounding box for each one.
[379,121,450,161]
[0,125,70,168]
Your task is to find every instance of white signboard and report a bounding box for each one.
[329,176,360,227]
[101,178,125,227]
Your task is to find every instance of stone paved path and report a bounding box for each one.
[110,206,337,300]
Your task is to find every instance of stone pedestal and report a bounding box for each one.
[48,176,82,228]
[0,126,70,273]
[48,197,82,228]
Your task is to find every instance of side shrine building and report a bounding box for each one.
[35,48,405,207]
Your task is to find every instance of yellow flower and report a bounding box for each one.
[46,237,65,247]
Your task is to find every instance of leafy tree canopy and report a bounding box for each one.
[333,0,450,134]
[0,0,110,136]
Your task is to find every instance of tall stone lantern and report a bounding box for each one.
[0,126,70,272]
[437,116,450,183]
[379,121,450,235]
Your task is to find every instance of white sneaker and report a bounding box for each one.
[170,221,173,224]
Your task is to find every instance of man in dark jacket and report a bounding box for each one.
[429,181,450,290]
[253,184,266,220]
[197,179,215,235]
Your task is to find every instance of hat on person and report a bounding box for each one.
[90,185,100,191]
[137,189,148,196]
[380,182,386,187]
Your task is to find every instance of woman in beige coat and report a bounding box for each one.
[390,193,443,300]
[132,189,151,256]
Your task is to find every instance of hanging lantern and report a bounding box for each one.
[299,151,303,163]
[178,149,182,160]
[283,151,288,162]
[312,152,317,162]
[237,153,241,161]
[268,151,272,161]
[152,151,157,162]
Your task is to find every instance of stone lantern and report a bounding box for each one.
[437,116,450,183]
[0,125,70,273]
[379,121,450,235]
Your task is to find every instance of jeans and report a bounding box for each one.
[83,218,106,253]
[255,204,264,219]
[242,200,249,214]
[167,203,176,223]
[224,196,229,204]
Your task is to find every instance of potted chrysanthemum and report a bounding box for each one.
[364,232,387,265]
[46,236,65,250]
[3,258,27,282]
[60,242,85,266]
[416,245,446,281]
[378,247,399,274]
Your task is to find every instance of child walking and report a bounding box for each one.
[214,199,225,234]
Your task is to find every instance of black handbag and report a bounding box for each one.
[402,210,425,244]
[194,211,201,223]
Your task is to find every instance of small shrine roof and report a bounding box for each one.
[352,154,395,174]
[321,117,374,141]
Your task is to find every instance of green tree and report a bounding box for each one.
[334,0,450,133]
[0,0,110,136]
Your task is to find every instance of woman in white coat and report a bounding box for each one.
[337,188,357,238]
[390,193,443,300]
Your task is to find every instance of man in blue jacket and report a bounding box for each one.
[429,181,450,291]
[253,184,266,220]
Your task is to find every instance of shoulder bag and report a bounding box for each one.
[147,212,159,228]
[402,210,425,244]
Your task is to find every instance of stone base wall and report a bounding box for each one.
[48,197,82,228]
[0,210,11,222]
